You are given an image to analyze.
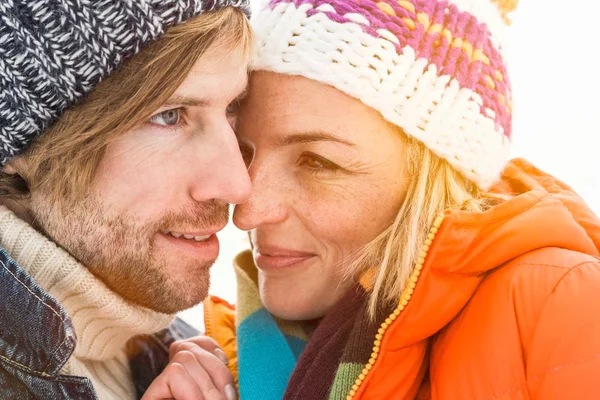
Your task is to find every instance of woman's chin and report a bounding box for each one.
[263,297,328,321]
[260,279,350,321]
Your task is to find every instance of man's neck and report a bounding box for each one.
[0,197,35,226]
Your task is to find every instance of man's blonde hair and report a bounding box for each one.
[1,7,252,206]
[348,135,505,317]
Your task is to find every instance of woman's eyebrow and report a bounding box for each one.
[274,131,355,147]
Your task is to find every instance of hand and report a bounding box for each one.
[141,336,236,400]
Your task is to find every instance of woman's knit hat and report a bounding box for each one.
[0,0,250,166]
[251,0,517,189]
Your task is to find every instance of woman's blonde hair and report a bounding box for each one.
[349,135,505,317]
[1,7,252,206]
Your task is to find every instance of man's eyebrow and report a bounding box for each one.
[163,95,211,108]
[162,87,248,108]
[274,131,356,147]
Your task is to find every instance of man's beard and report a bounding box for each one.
[30,193,229,314]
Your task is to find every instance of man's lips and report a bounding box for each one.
[156,224,226,259]
[158,231,220,260]
[159,224,227,242]
[253,245,317,270]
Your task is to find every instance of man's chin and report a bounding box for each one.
[130,248,215,313]
[148,267,212,313]
[133,281,210,314]
[152,294,208,314]
[97,261,213,314]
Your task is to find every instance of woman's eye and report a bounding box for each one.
[299,153,340,171]
[226,99,243,118]
[226,101,239,115]
[149,109,181,126]
[226,101,241,128]
[238,137,255,168]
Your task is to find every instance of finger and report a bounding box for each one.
[142,362,202,400]
[170,336,229,364]
[167,362,205,400]
[171,336,222,356]
[141,372,172,400]
[175,343,235,394]
[173,351,225,400]
[170,341,182,360]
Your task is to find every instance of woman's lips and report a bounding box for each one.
[253,246,317,270]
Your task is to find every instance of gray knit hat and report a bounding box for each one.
[0,0,250,166]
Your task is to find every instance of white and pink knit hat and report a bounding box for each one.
[251,0,517,189]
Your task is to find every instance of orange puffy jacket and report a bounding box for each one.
[204,159,600,399]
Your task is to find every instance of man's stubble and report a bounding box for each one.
[30,193,229,314]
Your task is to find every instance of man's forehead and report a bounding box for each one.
[168,69,249,106]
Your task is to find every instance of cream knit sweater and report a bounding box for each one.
[0,206,175,399]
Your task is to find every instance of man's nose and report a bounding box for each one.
[189,126,252,205]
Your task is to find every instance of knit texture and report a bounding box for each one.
[0,0,250,166]
[283,284,393,400]
[251,0,517,189]
[232,250,395,400]
[0,206,175,400]
[234,251,309,400]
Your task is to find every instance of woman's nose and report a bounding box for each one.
[233,160,288,231]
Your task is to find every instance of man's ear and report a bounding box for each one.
[2,157,27,176]
[0,158,32,222]
[3,162,18,175]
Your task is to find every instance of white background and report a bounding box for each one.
[179,0,600,330]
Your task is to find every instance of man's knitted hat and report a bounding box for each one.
[251,0,517,189]
[0,0,250,166]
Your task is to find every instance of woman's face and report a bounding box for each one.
[233,72,409,320]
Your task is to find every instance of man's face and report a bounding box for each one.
[30,44,252,314]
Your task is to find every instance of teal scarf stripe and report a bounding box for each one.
[286,334,306,360]
[237,307,308,400]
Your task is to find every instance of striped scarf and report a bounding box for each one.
[234,251,394,400]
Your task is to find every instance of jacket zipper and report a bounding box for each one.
[345,213,445,400]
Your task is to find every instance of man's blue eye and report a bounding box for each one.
[149,109,180,126]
